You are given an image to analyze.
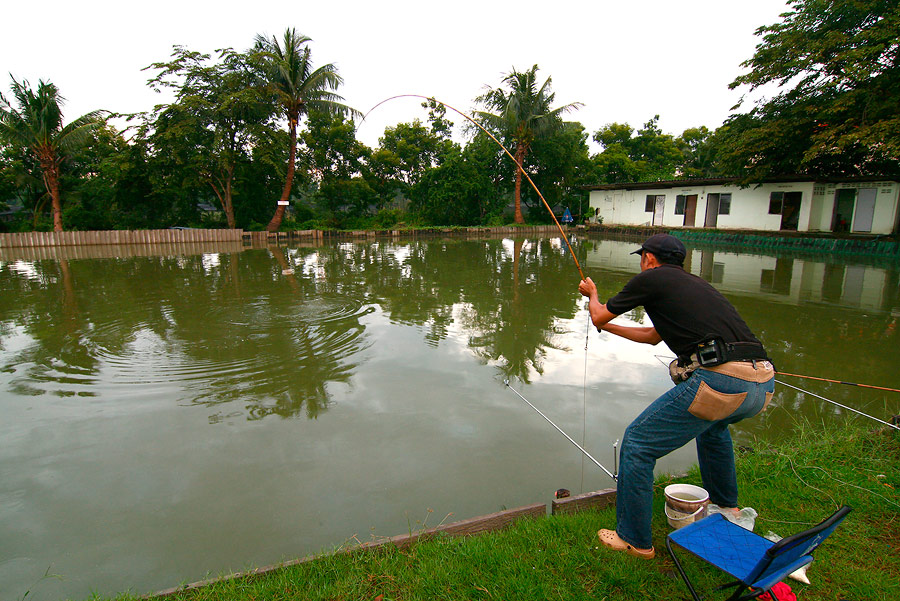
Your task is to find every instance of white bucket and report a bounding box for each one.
[664,484,710,529]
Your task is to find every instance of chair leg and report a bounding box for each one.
[666,539,702,601]
[732,587,772,601]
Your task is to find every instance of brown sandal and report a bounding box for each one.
[597,529,656,559]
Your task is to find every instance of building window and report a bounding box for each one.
[718,193,732,215]
[769,192,783,214]
[675,195,686,215]
[645,195,665,212]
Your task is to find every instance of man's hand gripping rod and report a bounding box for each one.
[505,379,617,481]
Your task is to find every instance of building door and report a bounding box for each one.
[684,194,697,227]
[852,188,877,233]
[780,191,802,231]
[651,195,665,225]
[705,194,720,227]
[832,189,855,232]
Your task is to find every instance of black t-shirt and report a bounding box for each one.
[605,264,761,357]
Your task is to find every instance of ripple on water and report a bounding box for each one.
[13,293,375,404]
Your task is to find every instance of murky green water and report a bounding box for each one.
[1,235,898,600]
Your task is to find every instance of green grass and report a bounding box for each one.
[99,420,898,601]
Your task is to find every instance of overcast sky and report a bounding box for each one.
[2,0,790,150]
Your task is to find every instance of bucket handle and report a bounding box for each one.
[665,504,705,521]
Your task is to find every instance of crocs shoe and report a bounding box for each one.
[597,529,656,559]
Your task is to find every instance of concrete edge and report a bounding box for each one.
[551,488,617,515]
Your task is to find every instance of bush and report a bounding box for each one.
[373,208,404,229]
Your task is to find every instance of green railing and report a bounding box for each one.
[671,230,900,258]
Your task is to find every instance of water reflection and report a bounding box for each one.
[0,250,372,420]
[1,235,899,601]
[3,237,898,423]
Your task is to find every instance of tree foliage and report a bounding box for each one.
[475,65,582,223]
[252,28,357,231]
[591,116,686,183]
[408,134,503,226]
[143,46,272,228]
[0,77,104,231]
[723,0,900,179]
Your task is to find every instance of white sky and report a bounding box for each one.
[2,0,790,151]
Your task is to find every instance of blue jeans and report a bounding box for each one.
[615,365,774,549]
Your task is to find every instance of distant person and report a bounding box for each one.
[577,234,774,559]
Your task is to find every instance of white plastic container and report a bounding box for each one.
[664,484,710,529]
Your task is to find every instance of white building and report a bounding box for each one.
[586,177,900,235]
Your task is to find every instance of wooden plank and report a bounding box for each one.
[551,488,616,515]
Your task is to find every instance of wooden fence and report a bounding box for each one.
[1,226,572,250]
[0,228,244,249]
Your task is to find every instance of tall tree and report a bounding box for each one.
[675,126,722,178]
[0,77,103,231]
[591,116,683,183]
[724,0,900,178]
[475,65,581,223]
[526,121,594,222]
[252,28,357,231]
[300,110,377,224]
[144,46,272,228]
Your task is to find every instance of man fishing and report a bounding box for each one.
[578,233,774,559]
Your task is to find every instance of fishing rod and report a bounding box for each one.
[362,94,586,282]
[504,379,617,481]
[776,372,900,394]
[364,96,608,478]
[776,379,900,431]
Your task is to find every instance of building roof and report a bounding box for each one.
[582,175,899,192]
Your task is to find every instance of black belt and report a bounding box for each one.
[677,339,771,368]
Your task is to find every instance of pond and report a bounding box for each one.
[1,234,898,600]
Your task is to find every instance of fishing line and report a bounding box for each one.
[364,94,602,481]
[581,308,591,492]
[775,379,900,431]
[362,94,585,281]
[504,379,616,481]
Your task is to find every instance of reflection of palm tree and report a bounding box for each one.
[467,238,575,382]
[159,250,369,420]
[0,258,98,395]
[0,251,370,421]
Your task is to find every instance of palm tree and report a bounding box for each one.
[0,77,103,231]
[475,65,581,224]
[253,28,358,232]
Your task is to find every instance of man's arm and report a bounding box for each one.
[600,322,662,345]
[578,277,662,345]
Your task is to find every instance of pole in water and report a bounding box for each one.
[777,371,900,394]
[504,379,616,481]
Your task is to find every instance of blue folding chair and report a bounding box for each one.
[666,505,852,601]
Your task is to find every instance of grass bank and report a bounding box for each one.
[104,419,897,601]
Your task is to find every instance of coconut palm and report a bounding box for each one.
[475,65,582,224]
[253,28,358,232]
[0,77,103,231]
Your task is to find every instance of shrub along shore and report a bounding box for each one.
[89,419,899,601]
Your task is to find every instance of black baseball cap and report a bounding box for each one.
[631,234,687,262]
